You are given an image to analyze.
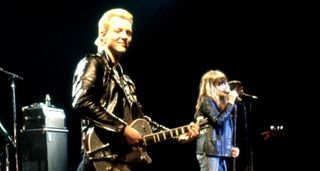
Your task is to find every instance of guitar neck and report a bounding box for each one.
[142,125,189,146]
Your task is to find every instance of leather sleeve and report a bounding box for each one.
[201,96,234,126]
[72,55,127,133]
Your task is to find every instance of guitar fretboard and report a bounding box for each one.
[143,125,189,146]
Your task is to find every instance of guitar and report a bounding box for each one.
[261,124,286,140]
[84,117,208,170]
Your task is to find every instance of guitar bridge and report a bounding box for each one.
[86,143,118,161]
[86,143,110,155]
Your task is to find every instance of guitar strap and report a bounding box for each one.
[107,61,145,121]
[110,65,170,132]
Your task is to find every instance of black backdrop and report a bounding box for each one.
[1,1,292,171]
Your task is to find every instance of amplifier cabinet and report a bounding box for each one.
[20,128,68,171]
[22,103,66,129]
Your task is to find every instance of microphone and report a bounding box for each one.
[228,80,258,100]
[242,93,258,99]
[225,89,242,102]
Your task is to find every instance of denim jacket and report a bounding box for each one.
[195,96,235,157]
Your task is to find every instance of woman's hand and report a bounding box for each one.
[231,146,240,158]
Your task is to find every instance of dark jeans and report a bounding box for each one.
[76,154,91,171]
[77,154,131,171]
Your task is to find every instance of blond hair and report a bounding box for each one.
[95,8,133,52]
[195,70,228,111]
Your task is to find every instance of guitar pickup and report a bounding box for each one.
[89,154,118,161]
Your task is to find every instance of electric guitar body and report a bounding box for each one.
[84,118,208,171]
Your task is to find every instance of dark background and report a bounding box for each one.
[1,0,291,171]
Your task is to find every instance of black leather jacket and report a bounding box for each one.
[195,96,235,157]
[72,52,144,134]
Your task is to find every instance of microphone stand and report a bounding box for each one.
[247,101,254,171]
[232,104,238,171]
[239,98,255,171]
[0,67,23,171]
